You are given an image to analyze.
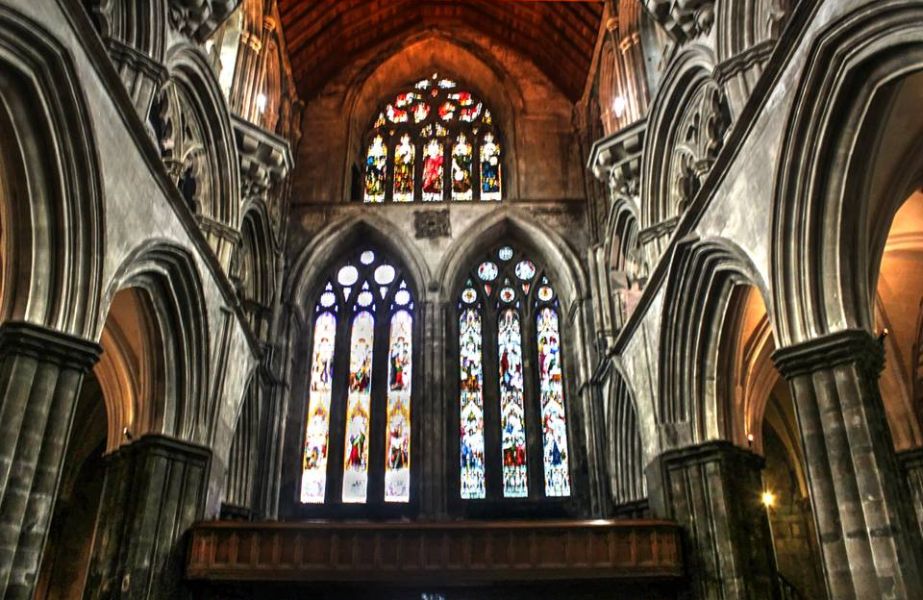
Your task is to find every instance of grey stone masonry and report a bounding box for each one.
[0,322,101,599]
[647,441,775,600]
[773,330,923,600]
[85,434,211,600]
[897,447,923,555]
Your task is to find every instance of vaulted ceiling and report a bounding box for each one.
[278,0,605,101]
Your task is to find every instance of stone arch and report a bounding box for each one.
[716,0,792,63]
[639,46,729,233]
[658,235,771,446]
[102,241,210,443]
[341,33,528,202]
[287,215,431,329]
[437,209,588,311]
[0,7,105,339]
[156,43,241,230]
[225,373,263,513]
[606,363,646,512]
[771,3,923,347]
[604,198,645,327]
[237,203,276,340]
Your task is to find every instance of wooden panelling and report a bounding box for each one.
[187,519,683,584]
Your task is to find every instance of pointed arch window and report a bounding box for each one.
[362,73,503,203]
[455,245,572,506]
[301,248,416,509]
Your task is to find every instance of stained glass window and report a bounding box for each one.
[536,306,571,497]
[343,311,374,503]
[361,73,502,202]
[459,306,486,499]
[456,246,571,503]
[300,248,416,508]
[385,310,413,502]
[301,312,336,503]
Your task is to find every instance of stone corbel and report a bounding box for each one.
[169,0,241,43]
[588,119,648,208]
[233,115,293,242]
[644,0,715,42]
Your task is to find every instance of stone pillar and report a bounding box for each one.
[84,434,211,600]
[898,448,923,542]
[773,330,923,599]
[647,441,775,599]
[0,322,101,598]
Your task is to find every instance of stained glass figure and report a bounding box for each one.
[342,311,374,503]
[498,309,528,497]
[459,308,486,499]
[385,310,413,503]
[452,134,473,201]
[301,312,337,503]
[422,138,445,202]
[364,135,387,203]
[480,133,502,201]
[537,307,571,497]
[393,134,415,203]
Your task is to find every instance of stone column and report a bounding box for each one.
[898,448,923,542]
[84,434,211,600]
[773,330,923,599]
[647,441,775,599]
[0,321,101,598]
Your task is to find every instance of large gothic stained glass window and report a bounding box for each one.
[456,246,572,502]
[301,248,415,507]
[362,73,502,203]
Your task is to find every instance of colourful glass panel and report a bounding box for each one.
[439,102,456,121]
[385,310,413,502]
[422,138,444,201]
[452,134,473,201]
[393,134,415,203]
[480,133,501,201]
[537,307,571,497]
[498,309,528,497]
[477,261,498,281]
[342,311,374,503]
[301,312,337,503]
[386,103,408,123]
[364,135,387,203]
[459,308,486,499]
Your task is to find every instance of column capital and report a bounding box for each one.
[772,329,883,379]
[0,321,101,372]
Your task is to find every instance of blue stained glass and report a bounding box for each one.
[459,308,486,499]
[498,309,528,497]
[537,307,570,497]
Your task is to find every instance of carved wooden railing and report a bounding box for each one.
[186,519,683,584]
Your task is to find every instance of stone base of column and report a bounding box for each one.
[85,434,211,600]
[898,447,923,543]
[647,440,775,600]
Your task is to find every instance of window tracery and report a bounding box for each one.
[363,74,503,203]
[456,245,572,504]
[301,248,415,508]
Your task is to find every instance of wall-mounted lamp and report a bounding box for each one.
[747,433,754,448]
[761,490,776,509]
[256,93,267,114]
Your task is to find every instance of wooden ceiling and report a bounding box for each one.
[278,0,605,101]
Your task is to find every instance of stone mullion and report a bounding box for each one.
[774,330,923,599]
[0,322,100,599]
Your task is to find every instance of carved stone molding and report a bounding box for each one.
[644,0,715,42]
[588,119,648,205]
[413,209,452,239]
[233,116,293,244]
[169,0,240,42]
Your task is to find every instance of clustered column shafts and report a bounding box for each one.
[0,322,101,599]
[773,329,923,599]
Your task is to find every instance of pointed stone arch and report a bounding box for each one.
[606,363,647,513]
[657,235,771,446]
[103,241,211,444]
[0,6,105,339]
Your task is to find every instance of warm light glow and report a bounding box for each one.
[612,95,627,119]
[761,490,776,508]
[256,93,267,114]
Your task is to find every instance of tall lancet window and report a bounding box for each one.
[455,245,572,506]
[362,73,503,203]
[301,247,416,510]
